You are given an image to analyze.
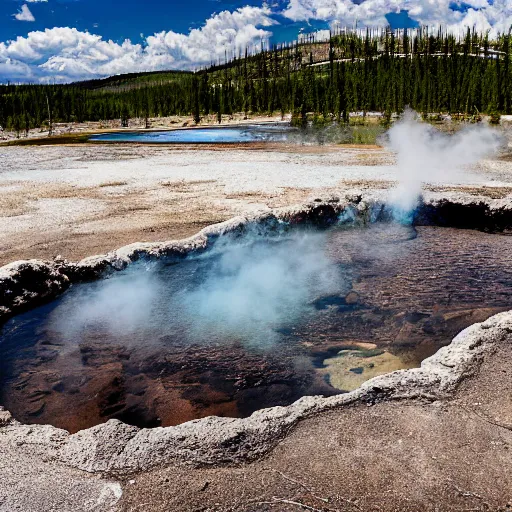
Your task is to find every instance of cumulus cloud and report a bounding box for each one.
[14,4,35,22]
[0,6,275,82]
[282,0,512,36]
[2,0,512,83]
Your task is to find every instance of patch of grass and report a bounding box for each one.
[225,190,269,200]
[339,179,394,189]
[0,195,33,217]
[348,124,385,145]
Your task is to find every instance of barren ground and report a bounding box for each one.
[120,338,512,512]
[0,137,512,511]
[0,139,511,266]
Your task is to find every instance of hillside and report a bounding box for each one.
[75,70,193,91]
[1,28,511,135]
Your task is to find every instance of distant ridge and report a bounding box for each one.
[74,69,193,90]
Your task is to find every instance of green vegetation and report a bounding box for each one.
[1,27,511,135]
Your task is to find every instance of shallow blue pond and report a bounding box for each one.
[89,124,292,143]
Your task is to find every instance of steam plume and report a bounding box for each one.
[49,233,343,348]
[182,233,342,346]
[387,110,503,223]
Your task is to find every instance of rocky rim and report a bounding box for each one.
[0,190,511,476]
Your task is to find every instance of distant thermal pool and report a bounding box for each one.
[89,124,292,143]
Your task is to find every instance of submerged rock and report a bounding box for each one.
[1,309,510,474]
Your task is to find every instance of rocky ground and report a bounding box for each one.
[1,310,511,511]
[0,142,391,266]
[1,136,512,511]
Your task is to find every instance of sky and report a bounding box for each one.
[1,0,511,83]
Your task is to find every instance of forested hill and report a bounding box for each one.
[76,70,193,91]
[1,27,511,134]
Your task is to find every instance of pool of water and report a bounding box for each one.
[88,124,293,143]
[1,224,511,432]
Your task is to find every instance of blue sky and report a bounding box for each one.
[1,0,332,48]
[1,0,266,44]
[0,0,510,83]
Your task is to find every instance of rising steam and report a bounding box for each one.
[387,110,503,222]
[182,233,342,346]
[49,232,343,348]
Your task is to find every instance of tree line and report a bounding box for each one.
[1,27,511,135]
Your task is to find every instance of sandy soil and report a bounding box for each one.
[0,141,511,266]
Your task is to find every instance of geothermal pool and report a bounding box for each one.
[1,224,511,433]
[89,124,292,143]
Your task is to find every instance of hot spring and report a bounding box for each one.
[1,222,511,433]
[88,124,293,143]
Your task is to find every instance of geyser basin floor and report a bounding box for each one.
[1,224,511,433]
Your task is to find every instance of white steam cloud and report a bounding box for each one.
[49,233,342,348]
[49,270,162,338]
[386,110,503,221]
[183,234,342,346]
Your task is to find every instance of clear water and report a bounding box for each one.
[89,124,293,143]
[1,225,511,432]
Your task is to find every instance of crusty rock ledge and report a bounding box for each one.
[0,190,511,475]
[1,190,511,326]
[1,310,510,475]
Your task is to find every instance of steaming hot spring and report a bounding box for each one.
[1,114,511,433]
[1,217,511,433]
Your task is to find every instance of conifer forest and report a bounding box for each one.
[1,27,511,133]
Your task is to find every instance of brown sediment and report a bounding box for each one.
[338,178,395,189]
[425,184,512,199]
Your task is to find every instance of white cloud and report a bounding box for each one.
[25,0,48,2]
[0,6,275,82]
[282,0,512,36]
[14,4,36,22]
[2,0,512,83]
[145,6,276,66]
